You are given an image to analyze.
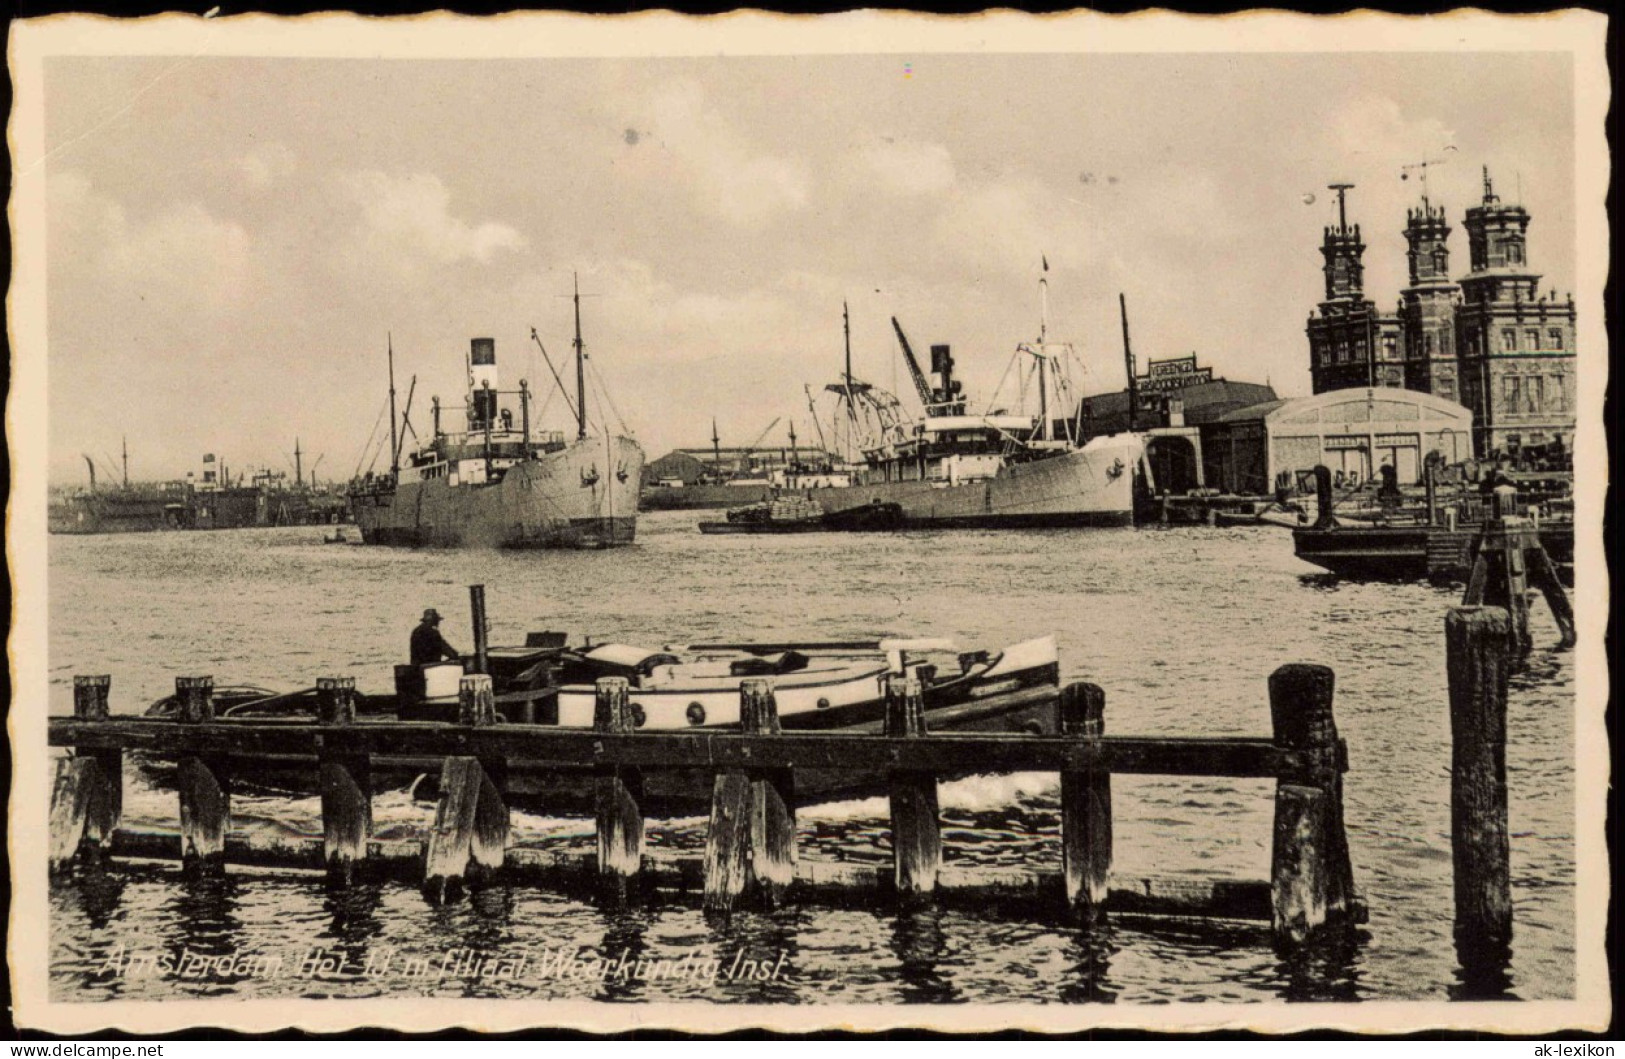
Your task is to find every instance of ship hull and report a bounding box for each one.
[351,436,643,549]
[792,433,1144,529]
[640,483,772,511]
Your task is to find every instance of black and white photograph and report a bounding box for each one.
[7,10,1610,1035]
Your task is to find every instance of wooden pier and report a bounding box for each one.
[49,661,1367,950]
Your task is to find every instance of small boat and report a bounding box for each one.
[138,630,1061,812]
[697,498,905,535]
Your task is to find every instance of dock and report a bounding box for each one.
[52,663,1367,951]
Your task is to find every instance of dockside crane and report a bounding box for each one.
[737,415,782,476]
[890,317,937,415]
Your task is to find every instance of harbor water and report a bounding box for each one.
[44,511,1576,1003]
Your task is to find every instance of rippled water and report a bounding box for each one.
[46,512,1575,1003]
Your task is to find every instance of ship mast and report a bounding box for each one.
[387,334,400,477]
[1120,294,1138,432]
[573,272,588,442]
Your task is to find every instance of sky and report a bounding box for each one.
[43,50,1576,485]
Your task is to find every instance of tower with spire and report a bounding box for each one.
[1304,165,1576,458]
[1452,166,1576,456]
[1306,184,1403,393]
[1399,196,1460,399]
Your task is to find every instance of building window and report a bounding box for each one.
[1528,375,1543,413]
[1548,329,1564,350]
[1336,340,1349,363]
[1525,329,1541,350]
[1439,380,1456,402]
[1505,376,1521,411]
[1502,328,1517,351]
[1552,375,1567,412]
[1383,335,1399,361]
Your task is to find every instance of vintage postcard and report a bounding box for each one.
[7,9,1610,1035]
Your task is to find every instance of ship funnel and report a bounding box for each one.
[470,337,499,428]
[929,344,965,414]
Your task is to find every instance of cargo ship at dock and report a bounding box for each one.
[730,293,1150,532]
[349,288,643,549]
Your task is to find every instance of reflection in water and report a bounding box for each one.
[1058,923,1118,1003]
[707,909,805,1004]
[888,907,959,1004]
[162,871,250,996]
[316,883,385,984]
[594,908,652,1003]
[70,862,128,929]
[1274,925,1366,1002]
[1451,935,1518,1001]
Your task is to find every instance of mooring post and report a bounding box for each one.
[72,674,120,853]
[885,668,941,901]
[1267,663,1353,947]
[422,755,509,904]
[593,677,644,901]
[742,678,797,907]
[1525,545,1577,648]
[316,676,370,886]
[1446,606,1514,978]
[49,758,98,873]
[1059,682,1112,922]
[458,673,497,727]
[171,676,229,874]
[469,583,490,676]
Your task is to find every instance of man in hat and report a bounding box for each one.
[410,608,461,666]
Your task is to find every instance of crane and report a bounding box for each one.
[737,415,782,476]
[889,317,936,414]
[803,384,831,460]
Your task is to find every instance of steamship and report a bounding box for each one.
[775,299,1147,530]
[349,294,643,549]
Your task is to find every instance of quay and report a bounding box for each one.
[52,663,1366,951]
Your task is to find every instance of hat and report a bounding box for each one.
[422,608,442,623]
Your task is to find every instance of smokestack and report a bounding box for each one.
[929,344,964,414]
[470,338,498,428]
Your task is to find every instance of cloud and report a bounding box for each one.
[644,80,810,227]
[858,139,956,196]
[50,169,252,316]
[1333,93,1457,161]
[333,170,527,281]
[236,141,298,191]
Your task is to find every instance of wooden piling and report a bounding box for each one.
[177,757,230,873]
[173,676,229,873]
[885,669,940,900]
[1059,682,1112,922]
[422,756,509,903]
[316,677,369,885]
[742,678,796,906]
[1526,545,1577,648]
[458,674,497,727]
[702,772,752,915]
[174,675,215,724]
[49,758,98,872]
[593,678,644,898]
[1446,606,1513,965]
[469,583,490,676]
[1267,663,1353,946]
[315,675,357,726]
[73,675,120,850]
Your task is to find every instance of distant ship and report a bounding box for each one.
[49,444,187,535]
[349,285,644,549]
[767,293,1149,531]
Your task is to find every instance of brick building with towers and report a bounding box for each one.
[1304,169,1576,458]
